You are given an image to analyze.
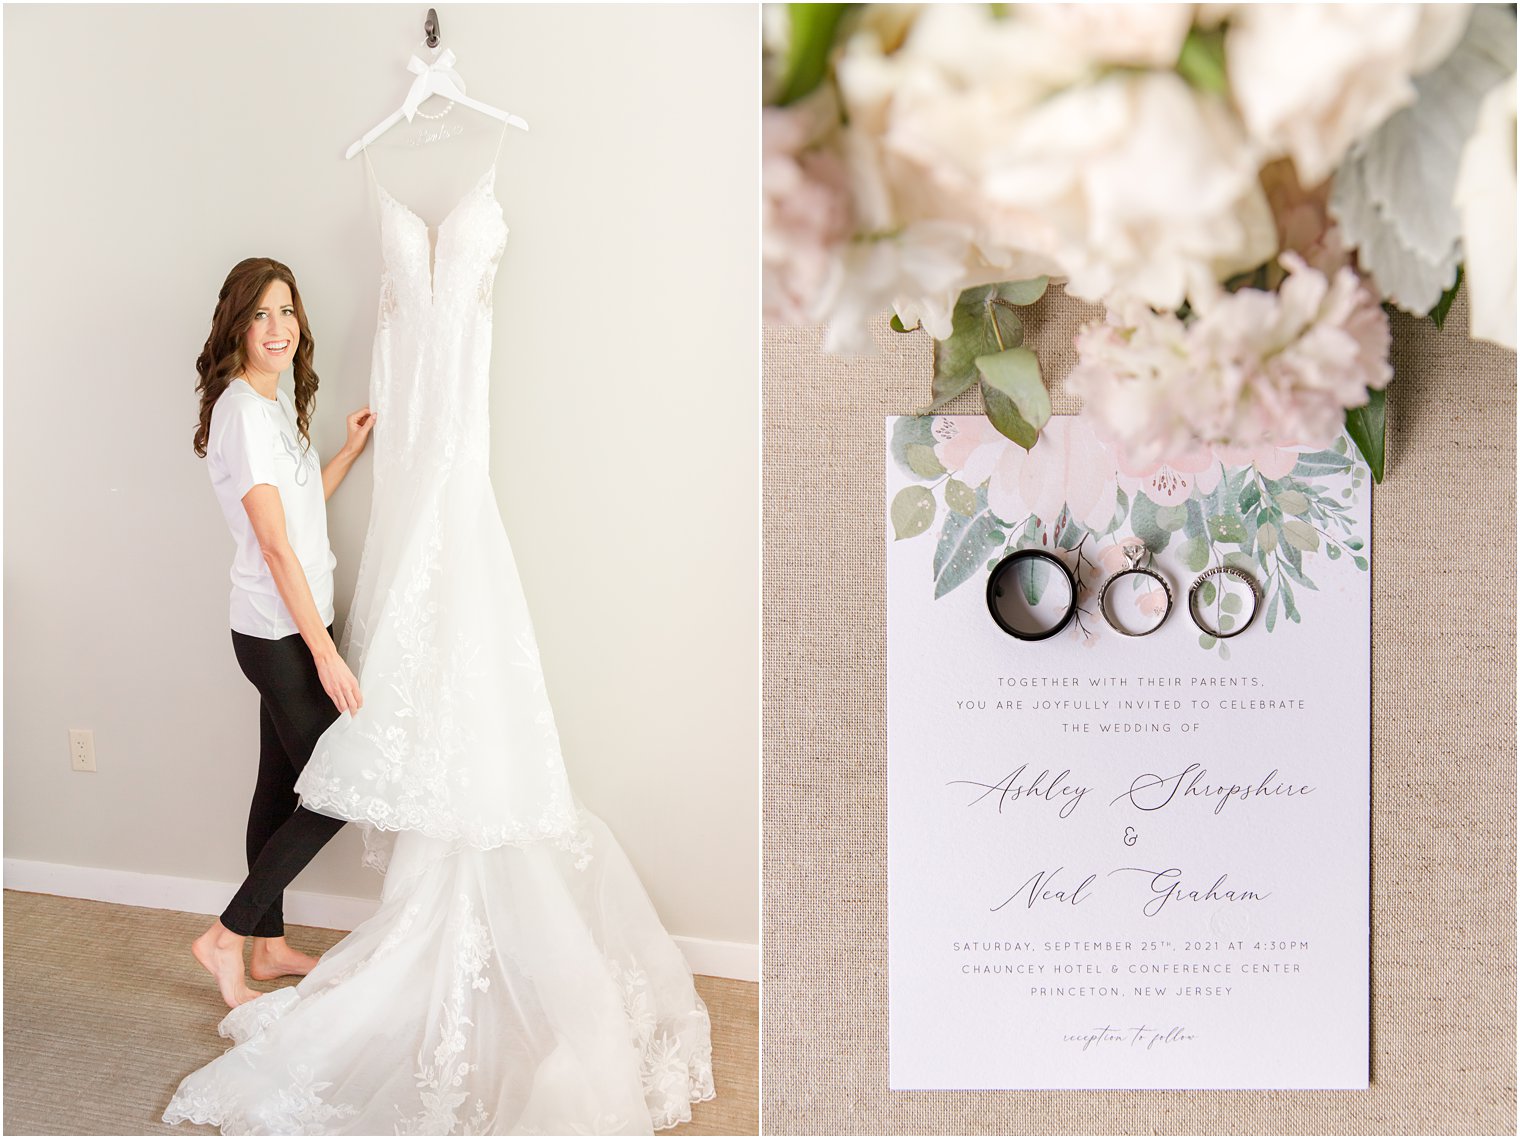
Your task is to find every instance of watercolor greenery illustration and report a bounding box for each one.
[889,415,1370,656]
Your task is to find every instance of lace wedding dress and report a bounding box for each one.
[164,145,714,1135]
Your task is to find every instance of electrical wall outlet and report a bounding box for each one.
[69,728,96,772]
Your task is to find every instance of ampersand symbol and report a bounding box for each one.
[1123,827,1138,847]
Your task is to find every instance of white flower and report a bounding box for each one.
[762,92,854,326]
[980,71,1276,311]
[1328,4,1515,313]
[1226,3,1472,187]
[1068,255,1392,465]
[1454,73,1517,351]
[812,220,982,354]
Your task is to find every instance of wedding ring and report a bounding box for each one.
[1188,565,1261,639]
[1097,543,1173,637]
[985,549,1078,641]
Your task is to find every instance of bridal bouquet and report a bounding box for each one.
[763,3,1518,480]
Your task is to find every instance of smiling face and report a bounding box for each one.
[242,279,301,378]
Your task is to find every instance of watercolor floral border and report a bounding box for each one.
[889,416,1370,657]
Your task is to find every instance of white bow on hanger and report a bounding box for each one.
[345,45,529,159]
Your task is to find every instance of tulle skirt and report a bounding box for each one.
[162,811,713,1135]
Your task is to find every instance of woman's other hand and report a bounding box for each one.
[341,407,375,459]
[314,644,364,715]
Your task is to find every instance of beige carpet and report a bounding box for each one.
[2,890,757,1136]
[762,292,1516,1134]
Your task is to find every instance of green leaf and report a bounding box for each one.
[1221,592,1244,615]
[928,282,1045,411]
[933,510,1004,598]
[1198,632,1218,650]
[905,443,946,480]
[945,478,978,517]
[1257,520,1279,554]
[1019,555,1050,607]
[977,347,1049,449]
[1208,514,1247,544]
[1239,482,1262,515]
[1281,518,1320,552]
[891,485,935,541]
[995,277,1049,306]
[775,4,848,106]
[1199,579,1217,606]
[1176,26,1228,94]
[1352,555,1369,571]
[1224,551,1258,576]
[1274,490,1310,516]
[1344,387,1387,483]
[1180,535,1210,572]
[1265,588,1280,632]
[1156,504,1190,532]
[889,313,914,334]
[1345,536,1365,551]
[1428,264,1463,330]
[1327,543,1342,560]
[1129,493,1171,554]
[890,416,938,478]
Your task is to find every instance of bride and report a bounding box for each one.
[164,116,713,1134]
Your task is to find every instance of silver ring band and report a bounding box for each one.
[1187,565,1261,639]
[1098,567,1173,636]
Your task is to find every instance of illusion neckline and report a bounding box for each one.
[372,163,500,236]
[370,164,505,301]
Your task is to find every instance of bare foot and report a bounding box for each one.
[191,921,258,1008]
[249,935,321,981]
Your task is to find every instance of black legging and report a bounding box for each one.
[220,622,348,937]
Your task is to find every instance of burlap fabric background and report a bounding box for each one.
[761,291,1516,1135]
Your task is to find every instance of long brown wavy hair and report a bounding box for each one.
[193,257,319,458]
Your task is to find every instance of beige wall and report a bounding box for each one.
[3,4,758,948]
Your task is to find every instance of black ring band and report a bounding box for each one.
[985,549,1078,641]
[1187,565,1261,639]
[1098,566,1173,637]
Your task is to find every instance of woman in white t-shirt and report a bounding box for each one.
[190,257,375,1008]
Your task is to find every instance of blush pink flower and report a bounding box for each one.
[933,416,1117,529]
[1068,254,1392,466]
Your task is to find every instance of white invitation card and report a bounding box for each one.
[886,415,1371,1090]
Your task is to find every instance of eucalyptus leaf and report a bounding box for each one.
[1265,588,1280,632]
[945,478,978,517]
[1239,482,1262,515]
[981,382,1039,450]
[905,443,947,480]
[1221,592,1244,615]
[1129,493,1171,554]
[1208,514,1247,544]
[1281,518,1320,552]
[1344,387,1387,483]
[929,282,1044,411]
[1275,490,1310,516]
[1180,535,1210,572]
[890,416,938,478]
[1156,504,1190,532]
[977,347,1049,449]
[891,485,936,541]
[1257,520,1279,554]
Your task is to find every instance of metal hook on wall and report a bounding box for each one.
[424,8,440,49]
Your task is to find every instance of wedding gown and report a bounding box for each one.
[163,153,714,1134]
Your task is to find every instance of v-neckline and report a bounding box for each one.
[372,165,498,299]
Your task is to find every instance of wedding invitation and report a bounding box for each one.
[886,415,1371,1090]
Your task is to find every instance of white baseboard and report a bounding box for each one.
[3,857,759,983]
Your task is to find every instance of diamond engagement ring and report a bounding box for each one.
[1097,541,1173,637]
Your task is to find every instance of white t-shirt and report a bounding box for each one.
[206,377,337,638]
